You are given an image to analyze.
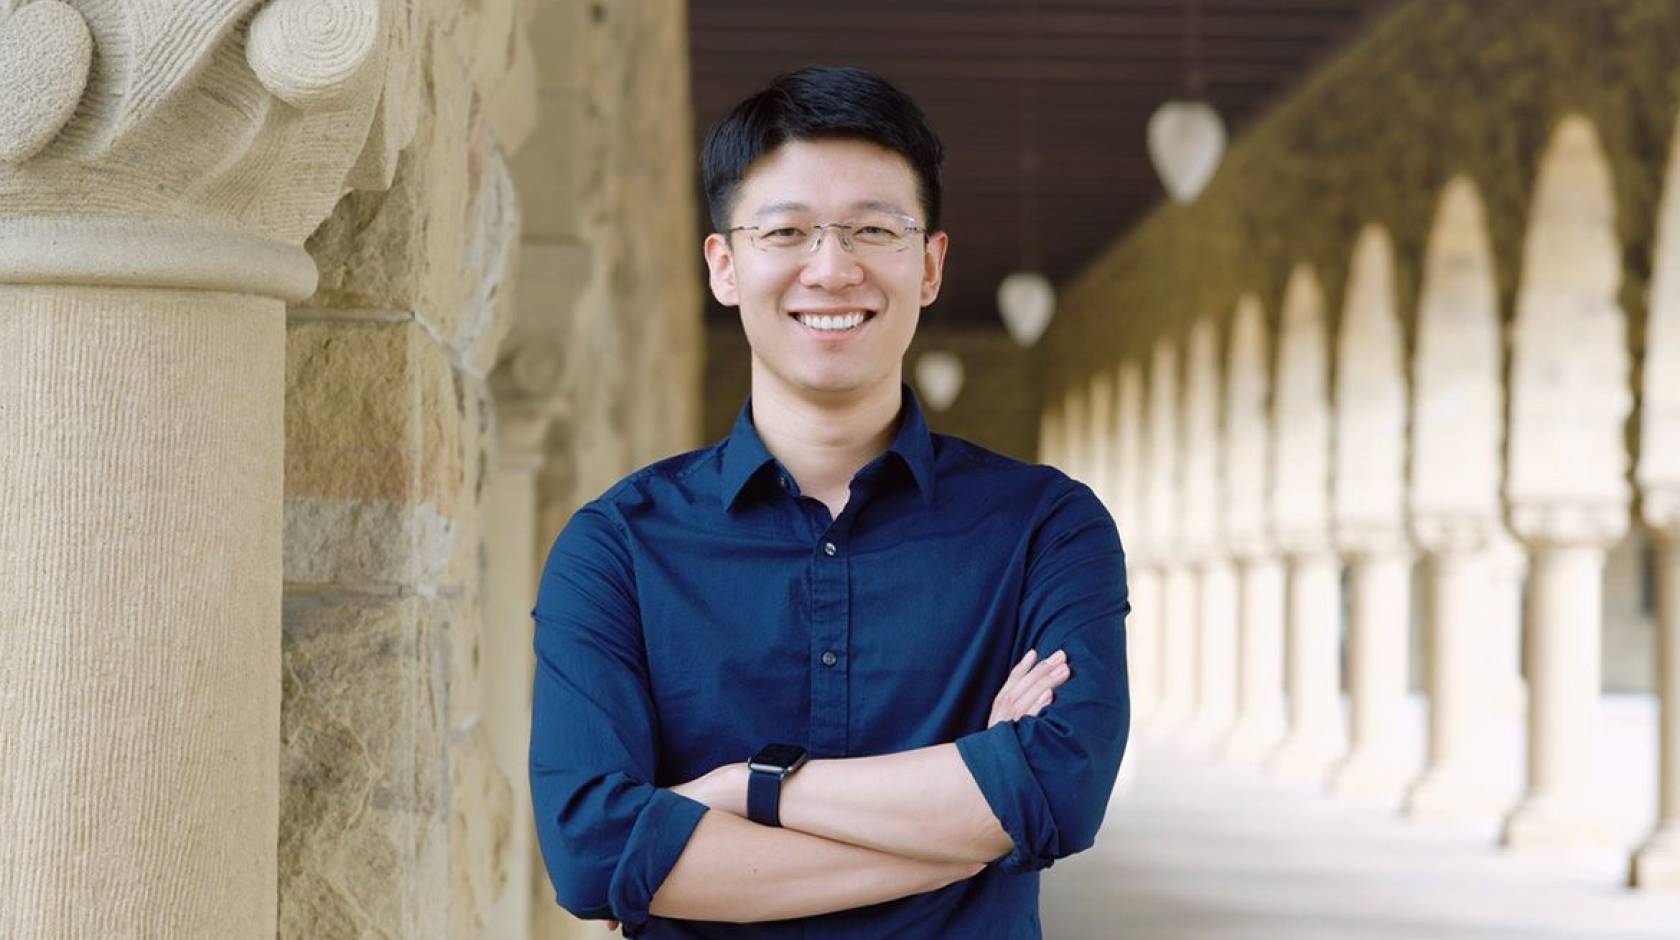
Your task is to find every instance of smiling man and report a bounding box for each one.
[529,66,1131,938]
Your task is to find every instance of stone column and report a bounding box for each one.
[483,345,568,938]
[1220,295,1288,762]
[1145,338,1195,732]
[1633,537,1680,890]
[1181,318,1236,750]
[1063,382,1089,485]
[1267,265,1344,784]
[1403,176,1512,823]
[0,4,387,935]
[1502,115,1631,852]
[1086,370,1115,518]
[1329,226,1413,806]
[1114,361,1158,720]
[1185,558,1238,752]
[1271,551,1344,784]
[1632,112,1680,893]
[1224,557,1288,761]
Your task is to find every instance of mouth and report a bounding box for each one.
[787,308,878,338]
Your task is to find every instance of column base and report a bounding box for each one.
[1501,795,1613,852]
[1267,730,1341,786]
[1148,699,1194,737]
[1405,766,1505,825]
[1630,825,1680,893]
[1179,710,1235,755]
[1328,749,1411,807]
[1220,714,1286,764]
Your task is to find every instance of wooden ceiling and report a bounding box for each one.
[688,0,1397,329]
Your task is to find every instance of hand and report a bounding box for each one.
[988,648,1070,728]
[670,762,749,818]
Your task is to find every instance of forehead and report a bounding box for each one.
[734,138,920,218]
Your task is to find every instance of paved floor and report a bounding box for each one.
[1041,696,1680,939]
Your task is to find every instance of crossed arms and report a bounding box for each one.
[529,482,1130,934]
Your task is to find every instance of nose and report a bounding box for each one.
[799,227,864,290]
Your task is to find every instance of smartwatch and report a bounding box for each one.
[746,743,809,827]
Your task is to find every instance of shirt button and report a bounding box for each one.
[821,650,838,667]
[823,541,837,556]
[778,475,788,489]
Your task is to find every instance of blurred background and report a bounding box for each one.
[8,1,1680,937]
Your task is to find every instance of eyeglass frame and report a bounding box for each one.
[723,212,929,255]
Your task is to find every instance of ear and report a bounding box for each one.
[919,230,949,308]
[704,232,740,307]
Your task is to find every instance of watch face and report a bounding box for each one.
[749,743,808,772]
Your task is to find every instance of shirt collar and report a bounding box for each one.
[719,381,937,512]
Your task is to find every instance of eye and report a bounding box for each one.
[757,226,809,247]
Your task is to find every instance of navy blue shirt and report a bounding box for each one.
[529,381,1131,938]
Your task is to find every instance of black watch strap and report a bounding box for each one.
[747,765,784,827]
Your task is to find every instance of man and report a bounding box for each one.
[529,66,1130,938]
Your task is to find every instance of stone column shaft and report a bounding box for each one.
[1184,558,1238,751]
[1407,550,1503,822]
[1,287,284,936]
[1633,538,1680,890]
[1502,543,1610,849]
[1270,552,1343,783]
[1331,552,1412,804]
[1151,564,1201,733]
[1223,556,1288,761]
[1128,566,1163,722]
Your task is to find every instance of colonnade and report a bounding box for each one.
[1040,113,1680,892]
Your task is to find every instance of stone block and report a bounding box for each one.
[284,317,464,586]
[279,591,451,939]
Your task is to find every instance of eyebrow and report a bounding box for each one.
[752,199,913,218]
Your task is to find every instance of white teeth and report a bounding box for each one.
[795,311,868,331]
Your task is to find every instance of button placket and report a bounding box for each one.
[808,531,850,755]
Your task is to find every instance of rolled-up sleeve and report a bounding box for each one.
[529,501,708,935]
[954,480,1131,874]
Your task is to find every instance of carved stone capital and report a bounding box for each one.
[1642,487,1680,541]
[1508,500,1628,550]
[1335,524,1410,560]
[491,338,569,469]
[1410,512,1499,555]
[0,0,400,299]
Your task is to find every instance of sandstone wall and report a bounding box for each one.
[279,0,702,937]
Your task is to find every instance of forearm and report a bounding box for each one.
[777,743,1012,865]
[649,806,982,923]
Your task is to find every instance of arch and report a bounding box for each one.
[1411,176,1504,542]
[1640,114,1680,529]
[1506,113,1631,532]
[1062,381,1088,483]
[1038,399,1062,467]
[1224,294,1271,556]
[1086,369,1116,517]
[1333,224,1407,546]
[1182,316,1223,556]
[1115,359,1147,552]
[1271,263,1332,551]
[1146,338,1183,557]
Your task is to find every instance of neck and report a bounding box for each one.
[748,361,903,501]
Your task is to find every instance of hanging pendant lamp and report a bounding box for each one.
[997,272,1056,347]
[1147,0,1226,204]
[914,350,965,412]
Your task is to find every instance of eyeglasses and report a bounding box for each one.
[725,212,927,256]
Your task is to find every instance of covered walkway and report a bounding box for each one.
[1045,699,1680,938]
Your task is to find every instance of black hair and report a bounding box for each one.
[700,66,946,234]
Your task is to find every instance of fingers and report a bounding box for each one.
[995,649,1070,721]
[605,920,620,932]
